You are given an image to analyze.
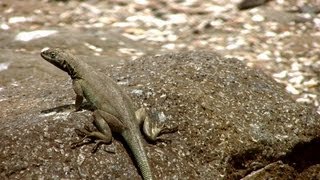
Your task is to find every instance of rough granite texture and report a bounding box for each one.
[0,51,319,179]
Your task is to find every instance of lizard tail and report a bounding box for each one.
[122,130,153,180]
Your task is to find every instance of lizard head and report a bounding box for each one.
[41,48,78,78]
[41,47,73,72]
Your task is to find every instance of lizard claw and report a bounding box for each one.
[72,127,94,149]
[150,124,178,144]
[74,125,93,137]
[71,137,93,149]
[91,140,115,154]
[159,124,178,136]
[74,128,86,137]
[84,125,92,131]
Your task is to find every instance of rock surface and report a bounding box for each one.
[1,51,319,179]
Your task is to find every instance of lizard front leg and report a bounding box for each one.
[135,108,177,142]
[72,110,126,152]
[72,80,84,111]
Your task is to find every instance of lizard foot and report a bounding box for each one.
[70,127,94,149]
[71,126,113,153]
[136,108,178,143]
[149,124,178,143]
[157,124,178,136]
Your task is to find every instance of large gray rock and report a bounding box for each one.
[0,51,319,179]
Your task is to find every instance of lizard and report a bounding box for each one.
[40,48,174,180]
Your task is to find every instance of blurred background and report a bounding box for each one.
[0,0,319,112]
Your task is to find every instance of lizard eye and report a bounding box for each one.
[50,52,56,59]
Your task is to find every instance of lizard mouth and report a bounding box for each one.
[40,51,47,59]
[40,51,52,63]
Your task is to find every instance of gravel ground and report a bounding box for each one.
[1,0,319,112]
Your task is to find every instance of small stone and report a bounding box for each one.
[131,89,143,96]
[252,14,265,22]
[286,84,300,95]
[303,79,319,88]
[273,71,287,79]
[0,23,9,30]
[257,51,271,61]
[14,30,58,42]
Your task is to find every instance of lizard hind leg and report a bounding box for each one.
[71,110,114,153]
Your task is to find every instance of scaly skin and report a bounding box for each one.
[40,48,169,180]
